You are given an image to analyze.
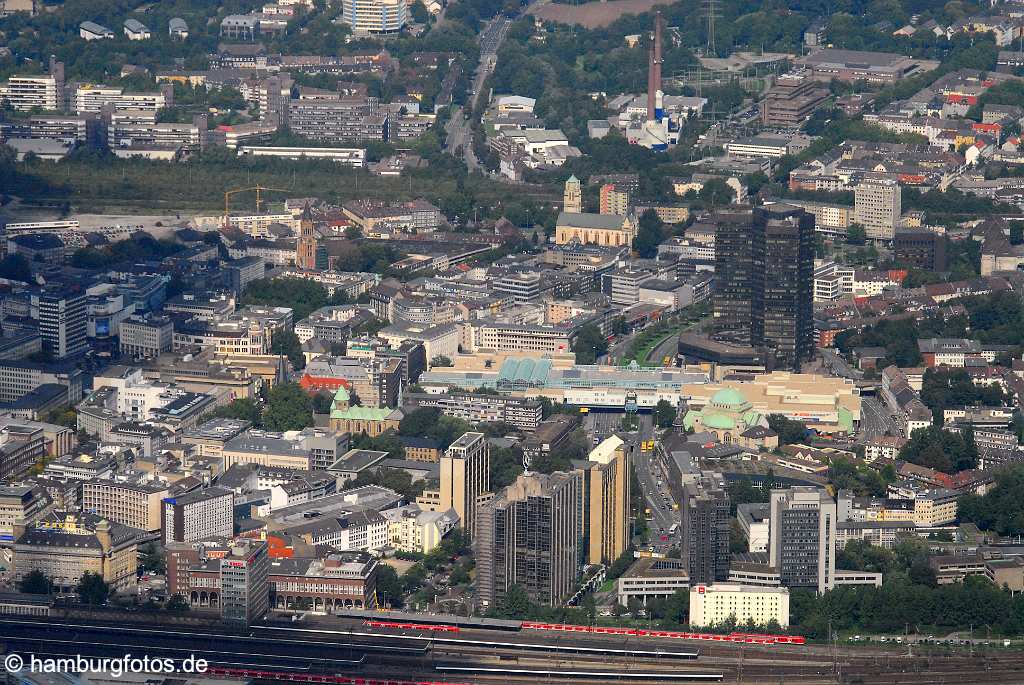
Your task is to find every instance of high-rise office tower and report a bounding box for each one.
[713,206,765,346]
[438,432,490,538]
[576,435,630,566]
[762,204,815,369]
[475,470,581,607]
[35,285,88,359]
[563,174,582,213]
[681,471,730,585]
[713,204,814,370]
[769,486,836,594]
[854,177,901,241]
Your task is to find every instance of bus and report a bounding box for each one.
[669,523,679,536]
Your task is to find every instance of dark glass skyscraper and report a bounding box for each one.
[713,204,814,370]
[681,471,730,585]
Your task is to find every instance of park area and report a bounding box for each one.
[528,0,670,28]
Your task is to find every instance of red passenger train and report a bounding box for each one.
[521,622,805,645]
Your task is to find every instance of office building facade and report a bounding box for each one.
[577,435,630,566]
[762,204,815,369]
[681,472,730,585]
[475,471,580,608]
[437,432,489,537]
[162,487,235,544]
[854,177,902,241]
[36,287,88,359]
[219,539,270,626]
[769,487,836,594]
[713,204,814,370]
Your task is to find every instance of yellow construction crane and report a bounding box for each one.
[223,185,290,226]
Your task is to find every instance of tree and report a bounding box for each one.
[659,589,689,627]
[352,466,425,500]
[573,324,608,365]
[311,391,334,414]
[430,355,453,367]
[491,444,525,490]
[262,383,313,432]
[633,208,665,258]
[166,593,190,612]
[375,564,404,609]
[767,414,808,446]
[898,424,977,473]
[202,398,261,425]
[959,464,1024,535]
[846,223,867,246]
[495,584,531,619]
[242,277,330,321]
[271,330,305,370]
[697,178,733,207]
[139,542,166,574]
[399,407,442,437]
[0,254,32,282]
[654,399,677,428]
[77,571,110,606]
[921,368,1008,423]
[18,569,52,595]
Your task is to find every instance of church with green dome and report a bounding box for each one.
[682,387,778,449]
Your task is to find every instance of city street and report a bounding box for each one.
[635,414,679,552]
[443,16,510,171]
[859,396,901,438]
[586,411,679,552]
[821,348,862,380]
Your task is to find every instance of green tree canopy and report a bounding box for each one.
[76,571,110,606]
[959,464,1024,535]
[18,569,52,595]
[898,424,977,473]
[573,324,608,365]
[633,208,666,258]
[262,383,313,432]
[654,399,677,428]
[271,329,305,371]
[767,414,808,446]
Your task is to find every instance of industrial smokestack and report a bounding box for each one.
[646,40,656,122]
[654,12,663,117]
[646,13,664,123]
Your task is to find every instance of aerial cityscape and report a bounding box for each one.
[4,0,1024,682]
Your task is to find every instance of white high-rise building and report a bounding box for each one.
[769,487,836,594]
[854,177,901,241]
[339,0,407,33]
[0,74,60,111]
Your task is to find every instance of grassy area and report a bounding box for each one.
[618,303,710,367]
[8,154,559,214]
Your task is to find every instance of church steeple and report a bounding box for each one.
[563,175,582,213]
[296,201,318,269]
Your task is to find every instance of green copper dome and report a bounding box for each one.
[702,413,737,430]
[710,388,746,407]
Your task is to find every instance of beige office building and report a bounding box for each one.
[854,177,901,241]
[437,432,489,538]
[689,583,790,628]
[81,480,169,533]
[13,513,139,592]
[577,435,630,566]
